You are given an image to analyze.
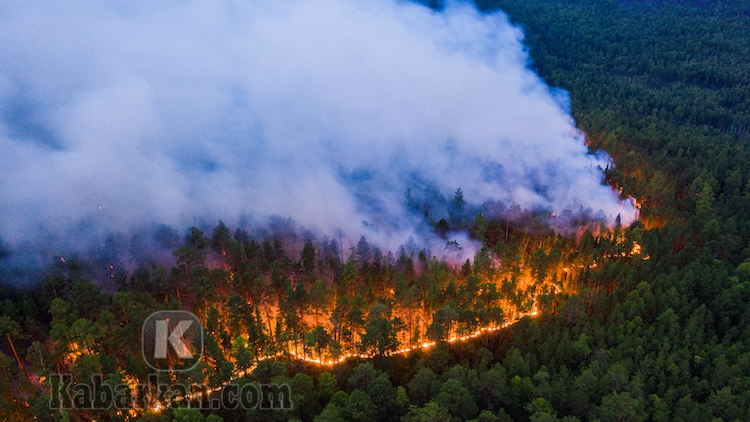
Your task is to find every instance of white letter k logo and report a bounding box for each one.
[154,320,194,359]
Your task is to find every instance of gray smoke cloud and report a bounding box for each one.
[0,0,634,264]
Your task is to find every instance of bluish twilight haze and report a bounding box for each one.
[0,0,635,270]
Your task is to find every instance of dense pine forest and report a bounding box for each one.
[3,0,750,421]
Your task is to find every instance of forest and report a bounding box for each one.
[3,0,750,421]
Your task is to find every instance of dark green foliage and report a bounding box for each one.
[402,401,452,422]
[3,1,750,421]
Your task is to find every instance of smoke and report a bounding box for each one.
[0,0,634,271]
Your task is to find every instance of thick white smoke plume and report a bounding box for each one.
[0,0,634,266]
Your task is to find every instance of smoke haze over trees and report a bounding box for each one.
[0,0,633,270]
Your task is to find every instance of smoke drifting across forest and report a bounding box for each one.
[0,0,634,277]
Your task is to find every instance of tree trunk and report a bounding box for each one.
[263,299,275,343]
[6,334,30,383]
[176,285,183,308]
